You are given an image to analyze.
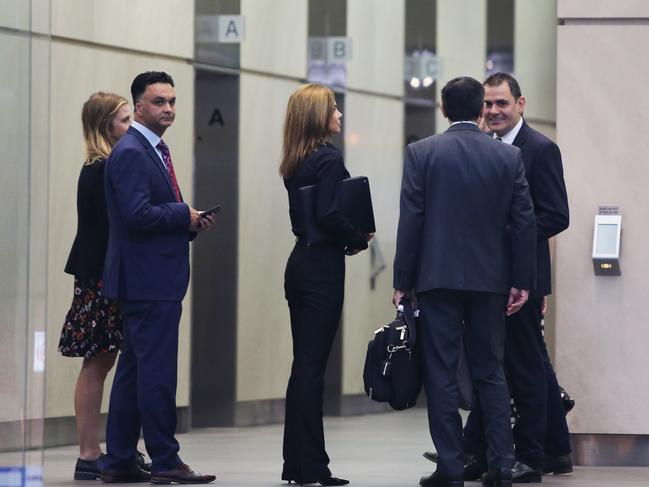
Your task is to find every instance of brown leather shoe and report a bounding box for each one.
[151,463,216,484]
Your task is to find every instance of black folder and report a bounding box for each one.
[299,176,376,245]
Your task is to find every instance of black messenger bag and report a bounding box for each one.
[363,301,422,410]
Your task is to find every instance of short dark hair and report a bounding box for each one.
[483,72,522,99]
[441,77,484,122]
[130,71,175,105]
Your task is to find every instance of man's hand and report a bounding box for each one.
[506,287,529,316]
[188,207,216,232]
[392,289,406,308]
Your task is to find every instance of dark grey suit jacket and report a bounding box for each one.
[393,123,536,295]
[513,120,569,298]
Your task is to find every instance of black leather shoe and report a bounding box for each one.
[419,471,464,486]
[285,476,349,486]
[511,461,542,483]
[318,476,349,486]
[423,451,473,465]
[559,386,575,414]
[151,463,216,484]
[481,468,512,487]
[421,452,485,481]
[464,456,488,481]
[542,454,572,475]
[135,450,151,472]
[101,464,151,483]
[423,451,439,463]
[74,453,106,480]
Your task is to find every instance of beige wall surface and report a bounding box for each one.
[514,0,557,123]
[240,0,307,79]
[556,23,649,434]
[346,0,404,97]
[45,40,195,418]
[50,0,194,58]
[435,0,486,131]
[341,92,403,395]
[558,0,649,18]
[0,0,30,30]
[236,73,298,402]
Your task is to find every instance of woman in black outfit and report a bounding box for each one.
[280,83,372,486]
[58,92,149,480]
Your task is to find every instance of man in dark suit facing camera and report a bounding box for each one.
[458,73,571,483]
[101,71,216,484]
[393,77,536,487]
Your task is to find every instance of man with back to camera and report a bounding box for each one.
[101,71,216,484]
[393,76,537,487]
[425,73,570,483]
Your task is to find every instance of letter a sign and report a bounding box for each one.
[218,15,245,43]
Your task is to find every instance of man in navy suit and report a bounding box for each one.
[458,73,571,483]
[393,77,536,487]
[101,72,216,484]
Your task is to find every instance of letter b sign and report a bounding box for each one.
[327,37,351,62]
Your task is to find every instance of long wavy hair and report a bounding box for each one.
[279,83,336,178]
[81,92,129,165]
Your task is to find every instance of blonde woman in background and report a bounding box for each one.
[58,92,149,480]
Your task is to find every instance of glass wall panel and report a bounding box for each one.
[405,0,436,143]
[487,0,514,75]
[195,0,241,68]
[0,1,48,485]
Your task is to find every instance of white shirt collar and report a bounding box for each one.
[495,117,523,145]
[451,121,478,127]
[131,120,164,163]
[131,120,162,150]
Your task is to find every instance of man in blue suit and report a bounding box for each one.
[393,77,536,487]
[101,72,216,484]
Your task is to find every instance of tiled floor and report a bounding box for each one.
[6,409,648,486]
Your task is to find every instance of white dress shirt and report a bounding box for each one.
[131,120,165,166]
[495,117,523,145]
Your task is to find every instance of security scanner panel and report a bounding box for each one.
[592,213,621,276]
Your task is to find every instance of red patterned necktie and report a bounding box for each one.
[156,139,181,202]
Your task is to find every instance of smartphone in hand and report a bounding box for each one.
[200,205,222,218]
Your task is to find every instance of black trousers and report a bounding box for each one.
[418,289,514,480]
[282,244,345,482]
[463,297,570,469]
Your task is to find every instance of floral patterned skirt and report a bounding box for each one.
[58,277,123,358]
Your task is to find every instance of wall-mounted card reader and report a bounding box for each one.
[592,206,621,276]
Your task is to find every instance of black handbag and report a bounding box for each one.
[363,301,422,410]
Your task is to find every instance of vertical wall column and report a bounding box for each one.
[340,0,405,413]
[435,0,486,131]
[233,0,307,425]
[555,0,649,466]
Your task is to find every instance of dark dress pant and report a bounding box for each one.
[105,300,182,474]
[463,297,570,468]
[418,289,514,480]
[282,244,345,482]
[541,341,572,456]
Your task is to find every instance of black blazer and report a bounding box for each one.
[65,159,110,279]
[393,123,536,295]
[284,143,367,250]
[513,120,569,298]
